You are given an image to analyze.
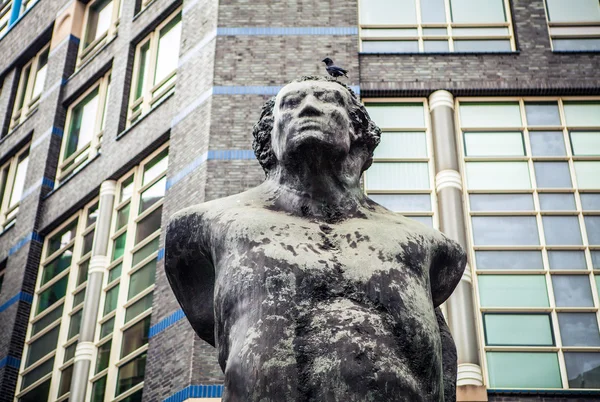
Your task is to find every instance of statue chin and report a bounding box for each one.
[284,128,349,158]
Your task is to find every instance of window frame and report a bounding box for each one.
[456,96,600,391]
[10,44,50,131]
[127,8,181,127]
[358,0,516,53]
[57,71,111,184]
[78,0,122,66]
[543,0,600,52]
[16,198,98,401]
[0,143,30,232]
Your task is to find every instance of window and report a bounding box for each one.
[544,0,600,51]
[92,144,167,400]
[16,199,98,401]
[459,98,600,390]
[0,144,30,231]
[128,9,181,126]
[359,0,515,53]
[10,45,49,131]
[363,101,437,227]
[0,1,11,38]
[0,0,38,39]
[57,71,111,183]
[0,259,5,293]
[79,0,122,65]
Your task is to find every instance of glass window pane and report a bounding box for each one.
[366,104,425,128]
[95,0,113,40]
[423,28,447,36]
[117,203,130,230]
[546,0,600,22]
[120,176,134,202]
[135,206,162,244]
[534,162,572,188]
[575,162,600,189]
[564,353,600,389]
[31,49,48,100]
[595,253,600,269]
[108,262,122,283]
[564,102,600,126]
[21,358,54,391]
[100,317,115,339]
[543,216,582,245]
[529,131,566,156]
[464,132,524,156]
[368,194,431,212]
[553,38,600,51]
[539,193,576,210]
[548,250,587,270]
[460,103,521,127]
[139,177,166,213]
[359,0,417,24]
[374,132,427,158]
[32,304,63,336]
[96,340,111,373]
[125,293,154,323]
[19,378,51,402]
[525,102,561,126]
[486,352,561,388]
[9,153,29,207]
[104,284,119,316]
[469,194,534,211]
[121,390,143,402]
[65,89,99,160]
[154,14,182,85]
[82,230,94,255]
[132,237,160,266]
[121,316,151,357]
[128,260,156,299]
[585,216,600,245]
[143,149,169,186]
[68,309,83,339]
[26,325,60,367]
[362,40,419,53]
[112,232,127,261]
[581,194,600,210]
[73,287,86,307]
[116,352,147,395]
[450,0,506,23]
[361,28,418,38]
[475,250,543,270]
[453,40,511,52]
[87,202,99,227]
[77,260,89,286]
[420,0,446,22]
[466,162,531,190]
[48,220,78,256]
[484,314,553,346]
[558,313,600,346]
[571,131,600,156]
[37,276,68,314]
[552,275,594,307]
[366,162,429,190]
[423,40,449,52]
[58,364,73,397]
[41,248,73,285]
[64,342,76,362]
[91,375,107,402]
[453,27,509,36]
[135,42,150,100]
[478,275,549,307]
[472,216,539,246]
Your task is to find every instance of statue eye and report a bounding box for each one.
[281,96,301,109]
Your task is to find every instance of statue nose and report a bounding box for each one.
[298,96,323,118]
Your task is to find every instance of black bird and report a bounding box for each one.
[322,58,348,79]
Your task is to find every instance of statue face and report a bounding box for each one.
[272,81,355,162]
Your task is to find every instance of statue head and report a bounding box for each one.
[252,76,381,176]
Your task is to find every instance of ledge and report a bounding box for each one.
[359,51,520,56]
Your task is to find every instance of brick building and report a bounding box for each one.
[0,0,599,401]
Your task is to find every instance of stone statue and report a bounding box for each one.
[165,76,466,402]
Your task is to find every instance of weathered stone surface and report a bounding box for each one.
[165,76,466,401]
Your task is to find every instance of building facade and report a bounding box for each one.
[0,0,598,401]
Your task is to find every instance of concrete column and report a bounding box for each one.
[428,90,487,401]
[70,180,116,402]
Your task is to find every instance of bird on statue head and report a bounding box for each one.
[322,57,348,80]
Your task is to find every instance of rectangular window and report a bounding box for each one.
[0,144,30,231]
[0,2,11,38]
[10,45,49,131]
[57,71,111,183]
[128,9,181,126]
[459,97,600,391]
[545,0,600,51]
[363,101,436,227]
[17,199,98,400]
[79,0,121,65]
[359,0,515,53]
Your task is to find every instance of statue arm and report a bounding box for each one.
[429,234,467,308]
[165,209,217,346]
